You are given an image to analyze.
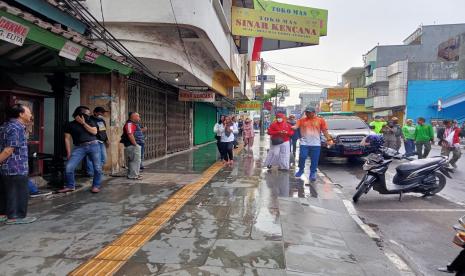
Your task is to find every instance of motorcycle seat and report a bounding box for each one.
[396,157,443,175]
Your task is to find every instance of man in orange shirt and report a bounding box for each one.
[292,106,333,182]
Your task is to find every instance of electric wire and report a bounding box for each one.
[267,61,343,74]
[266,63,334,88]
[59,0,163,81]
[168,0,200,85]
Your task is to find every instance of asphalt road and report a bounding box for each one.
[319,146,465,276]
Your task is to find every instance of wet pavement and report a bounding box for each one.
[320,146,465,276]
[0,140,401,275]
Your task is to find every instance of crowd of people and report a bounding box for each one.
[369,116,463,168]
[0,104,148,224]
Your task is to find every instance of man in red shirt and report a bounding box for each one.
[121,112,143,179]
[292,106,333,181]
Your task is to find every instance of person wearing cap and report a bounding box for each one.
[61,106,102,193]
[292,106,333,182]
[402,119,416,156]
[86,107,109,177]
[382,117,402,151]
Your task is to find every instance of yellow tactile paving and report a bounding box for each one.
[69,146,243,276]
[111,234,151,247]
[69,259,124,276]
[94,245,140,261]
[125,224,162,236]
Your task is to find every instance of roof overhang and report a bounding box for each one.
[0,2,133,75]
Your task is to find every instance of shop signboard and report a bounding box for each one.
[253,0,328,36]
[236,100,262,111]
[327,88,350,101]
[83,50,100,63]
[59,41,83,61]
[0,17,29,46]
[232,7,320,45]
[257,75,275,82]
[179,90,215,102]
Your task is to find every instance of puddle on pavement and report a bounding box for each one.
[263,170,318,199]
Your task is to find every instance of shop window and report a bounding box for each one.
[355,98,366,105]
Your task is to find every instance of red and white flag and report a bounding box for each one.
[248,37,263,61]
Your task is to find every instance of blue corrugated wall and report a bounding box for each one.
[407,80,465,122]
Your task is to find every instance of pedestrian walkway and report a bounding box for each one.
[0,139,401,275]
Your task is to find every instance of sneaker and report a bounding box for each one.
[58,187,75,193]
[0,215,7,222]
[267,165,272,169]
[437,267,453,273]
[310,172,317,182]
[91,187,101,193]
[6,217,37,225]
[30,191,53,198]
[294,170,304,177]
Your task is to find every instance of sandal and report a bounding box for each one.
[6,217,37,225]
[58,187,75,193]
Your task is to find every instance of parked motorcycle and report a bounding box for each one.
[437,215,465,275]
[352,147,453,203]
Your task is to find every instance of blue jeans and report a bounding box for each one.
[298,145,321,176]
[28,179,38,194]
[404,139,416,156]
[139,143,145,168]
[86,142,106,175]
[66,143,102,189]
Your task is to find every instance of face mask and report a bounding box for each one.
[98,115,104,119]
[277,118,283,123]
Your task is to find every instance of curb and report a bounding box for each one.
[317,170,417,276]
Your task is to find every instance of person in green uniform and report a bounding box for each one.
[402,119,416,156]
[415,117,434,159]
[369,116,387,134]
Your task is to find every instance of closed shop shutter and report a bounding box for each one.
[128,74,191,159]
[194,102,217,145]
[167,93,191,153]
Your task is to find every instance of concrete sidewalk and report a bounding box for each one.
[0,138,402,275]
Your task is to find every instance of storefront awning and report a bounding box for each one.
[441,92,465,109]
[0,2,133,75]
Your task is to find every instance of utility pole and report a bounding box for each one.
[259,58,265,136]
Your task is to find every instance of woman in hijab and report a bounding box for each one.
[242,117,255,155]
[265,113,294,170]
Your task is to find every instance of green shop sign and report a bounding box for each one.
[253,0,328,36]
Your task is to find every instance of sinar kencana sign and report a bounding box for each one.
[232,7,320,45]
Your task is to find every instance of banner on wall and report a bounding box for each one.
[0,17,29,46]
[236,101,262,110]
[327,88,350,101]
[232,7,320,45]
[179,90,215,102]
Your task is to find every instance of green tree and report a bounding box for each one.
[263,84,289,101]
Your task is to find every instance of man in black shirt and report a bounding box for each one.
[60,106,102,193]
[86,107,109,176]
